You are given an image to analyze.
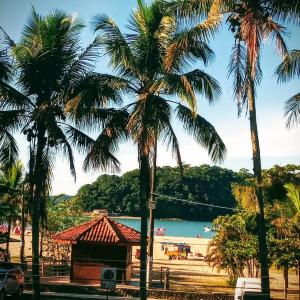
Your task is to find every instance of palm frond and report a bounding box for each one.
[284,183,300,217]
[266,0,300,25]
[276,50,300,82]
[69,108,126,134]
[45,122,76,180]
[128,94,172,147]
[58,37,102,94]
[39,147,55,225]
[0,130,19,169]
[0,161,24,195]
[228,41,247,114]
[61,139,76,180]
[284,93,300,128]
[164,23,216,72]
[0,110,27,132]
[263,18,288,58]
[240,11,262,79]
[0,26,16,48]
[170,0,230,20]
[176,104,226,163]
[66,73,129,115]
[165,0,228,73]
[161,69,221,112]
[160,121,183,177]
[62,124,95,155]
[92,14,136,76]
[0,81,33,109]
[13,8,84,97]
[170,0,215,19]
[127,1,172,77]
[0,48,12,82]
[84,109,129,172]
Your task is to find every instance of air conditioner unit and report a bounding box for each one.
[101,267,117,289]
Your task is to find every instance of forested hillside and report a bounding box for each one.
[74,165,252,221]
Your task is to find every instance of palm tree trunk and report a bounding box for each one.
[32,130,46,300]
[20,191,25,263]
[284,266,288,300]
[39,228,43,257]
[6,211,12,252]
[139,145,150,300]
[247,76,270,299]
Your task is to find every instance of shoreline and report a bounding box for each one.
[6,233,212,259]
[111,215,213,222]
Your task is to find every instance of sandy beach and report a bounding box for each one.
[6,233,211,261]
[4,233,299,298]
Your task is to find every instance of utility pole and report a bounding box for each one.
[147,137,157,289]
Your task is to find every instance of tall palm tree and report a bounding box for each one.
[0,9,121,300]
[170,1,300,297]
[0,161,24,251]
[276,50,300,128]
[68,1,226,298]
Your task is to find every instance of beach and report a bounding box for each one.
[6,233,211,261]
[4,233,300,298]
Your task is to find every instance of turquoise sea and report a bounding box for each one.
[112,218,215,238]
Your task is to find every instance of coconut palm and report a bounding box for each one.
[68,1,226,298]
[169,1,300,297]
[276,50,300,128]
[0,161,24,251]
[0,9,122,300]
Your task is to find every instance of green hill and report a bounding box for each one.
[73,165,252,221]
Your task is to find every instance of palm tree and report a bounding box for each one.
[269,183,300,300]
[276,50,300,128]
[0,161,24,252]
[0,9,121,300]
[283,183,300,226]
[170,1,300,297]
[69,1,226,298]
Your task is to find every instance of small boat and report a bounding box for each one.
[204,226,211,232]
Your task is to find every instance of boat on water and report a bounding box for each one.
[204,226,211,232]
[204,226,215,232]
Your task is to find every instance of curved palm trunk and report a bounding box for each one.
[139,145,150,300]
[32,130,46,300]
[247,76,270,299]
[20,191,25,263]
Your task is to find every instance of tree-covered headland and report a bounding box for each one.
[70,164,299,221]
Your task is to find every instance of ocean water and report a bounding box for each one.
[112,218,215,238]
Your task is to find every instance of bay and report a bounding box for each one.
[112,218,215,238]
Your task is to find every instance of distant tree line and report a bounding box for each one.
[73,164,252,221]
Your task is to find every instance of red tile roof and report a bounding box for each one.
[52,217,140,245]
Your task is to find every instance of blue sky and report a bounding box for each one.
[1,0,299,195]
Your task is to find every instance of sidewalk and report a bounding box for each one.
[24,291,158,300]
